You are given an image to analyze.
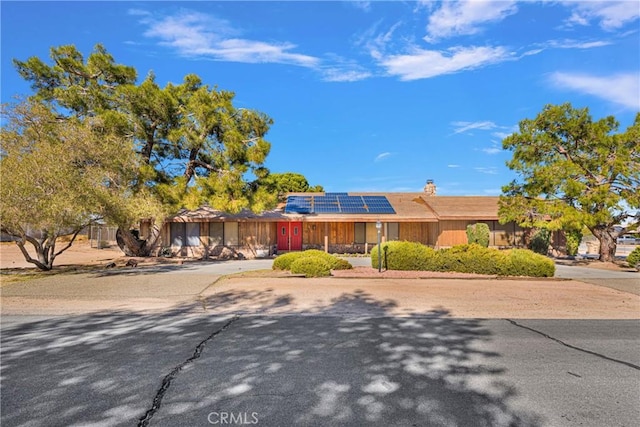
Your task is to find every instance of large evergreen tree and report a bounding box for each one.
[499,103,640,262]
[13,44,274,256]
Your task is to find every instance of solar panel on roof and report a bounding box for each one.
[362,196,396,214]
[285,196,313,213]
[285,194,395,214]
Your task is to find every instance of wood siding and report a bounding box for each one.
[436,220,470,247]
[398,223,431,245]
[238,222,276,248]
[303,222,355,246]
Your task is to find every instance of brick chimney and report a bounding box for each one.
[423,179,436,196]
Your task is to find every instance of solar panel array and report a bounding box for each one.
[285,193,395,214]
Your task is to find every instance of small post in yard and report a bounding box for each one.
[376,220,382,272]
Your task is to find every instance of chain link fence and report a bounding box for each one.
[89,225,118,249]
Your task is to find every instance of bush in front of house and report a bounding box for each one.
[466,223,490,247]
[627,247,640,271]
[371,241,438,271]
[290,256,332,277]
[438,244,507,275]
[502,248,556,277]
[529,228,551,255]
[565,229,583,257]
[273,250,352,272]
[372,241,555,277]
[272,252,306,270]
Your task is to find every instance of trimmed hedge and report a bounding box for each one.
[272,252,306,270]
[273,249,353,273]
[372,241,555,277]
[503,248,556,277]
[290,257,331,277]
[627,247,640,271]
[371,241,438,271]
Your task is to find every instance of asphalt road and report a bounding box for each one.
[1,312,638,427]
[1,259,639,427]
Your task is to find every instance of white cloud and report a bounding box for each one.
[374,152,392,162]
[352,1,372,12]
[562,1,640,31]
[491,130,513,140]
[474,167,499,175]
[136,9,320,68]
[322,68,372,82]
[481,147,502,155]
[424,0,518,42]
[451,120,497,134]
[549,72,640,110]
[545,38,613,49]
[379,45,511,81]
[447,164,461,168]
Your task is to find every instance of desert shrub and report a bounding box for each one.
[273,250,352,271]
[565,229,583,257]
[466,223,490,247]
[627,247,640,271]
[297,249,352,270]
[438,244,506,275]
[290,256,331,277]
[503,249,555,277]
[370,241,554,277]
[330,257,353,270]
[529,228,551,255]
[371,241,436,271]
[272,252,306,270]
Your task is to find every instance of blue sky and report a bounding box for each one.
[2,1,639,195]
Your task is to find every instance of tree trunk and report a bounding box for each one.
[116,228,148,256]
[591,227,617,262]
[11,227,84,271]
[116,222,164,257]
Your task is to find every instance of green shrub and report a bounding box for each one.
[371,241,436,271]
[330,257,353,270]
[372,241,555,277]
[272,252,306,270]
[273,250,352,271]
[529,228,551,255]
[503,249,555,277]
[438,244,506,275]
[627,247,640,271]
[466,223,490,247]
[290,256,331,277]
[565,229,583,257]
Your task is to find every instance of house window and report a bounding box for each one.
[354,223,365,244]
[170,223,185,247]
[186,223,200,247]
[387,223,399,241]
[209,223,224,246]
[365,223,378,244]
[224,222,239,246]
[170,222,200,247]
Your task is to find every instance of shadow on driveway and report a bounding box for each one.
[1,289,542,426]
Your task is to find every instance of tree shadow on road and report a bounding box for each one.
[1,286,543,426]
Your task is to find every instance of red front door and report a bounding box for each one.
[277,222,302,251]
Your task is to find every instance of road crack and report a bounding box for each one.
[505,319,640,371]
[138,315,240,426]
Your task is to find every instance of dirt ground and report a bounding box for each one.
[0,240,188,271]
[1,241,638,319]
